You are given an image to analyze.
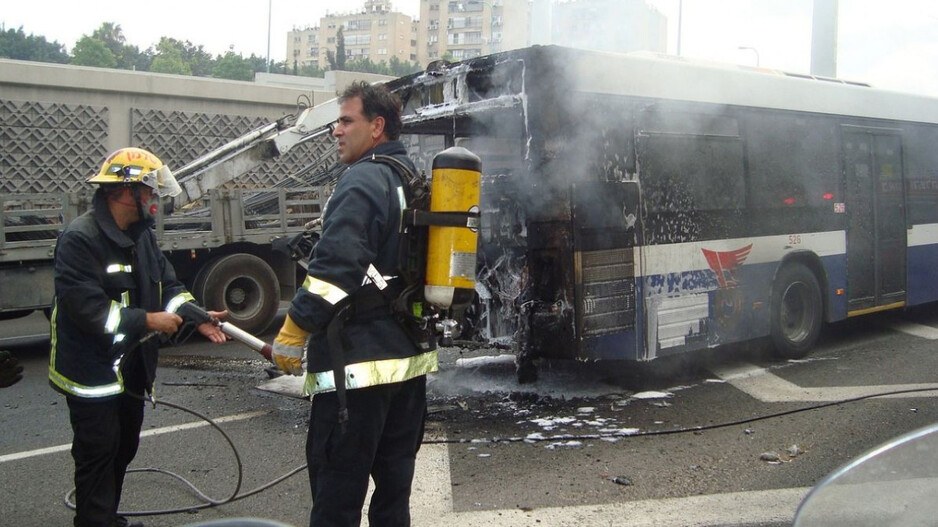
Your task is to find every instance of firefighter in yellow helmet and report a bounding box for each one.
[49,147,227,527]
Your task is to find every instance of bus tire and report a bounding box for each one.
[769,262,822,359]
[195,253,280,335]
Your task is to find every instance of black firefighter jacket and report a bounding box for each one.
[49,189,194,400]
[287,140,438,396]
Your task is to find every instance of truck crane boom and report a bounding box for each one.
[171,98,339,209]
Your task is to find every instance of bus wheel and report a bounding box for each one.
[195,254,280,335]
[769,263,822,359]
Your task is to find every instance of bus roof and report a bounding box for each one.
[390,46,938,128]
[558,46,938,125]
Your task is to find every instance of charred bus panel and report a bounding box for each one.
[387,44,938,374]
[388,46,644,367]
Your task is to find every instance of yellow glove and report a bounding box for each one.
[272,314,308,376]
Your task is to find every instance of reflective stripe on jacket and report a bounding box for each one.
[304,350,438,396]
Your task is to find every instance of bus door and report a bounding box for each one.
[572,180,641,358]
[842,127,907,314]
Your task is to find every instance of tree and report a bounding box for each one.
[341,56,422,77]
[212,51,253,81]
[298,63,326,78]
[246,53,270,74]
[388,56,421,76]
[129,48,154,72]
[90,23,131,69]
[327,26,346,71]
[178,40,214,77]
[267,60,287,74]
[149,37,192,75]
[71,36,117,68]
[0,25,69,63]
[346,57,388,75]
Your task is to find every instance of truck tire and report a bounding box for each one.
[0,310,32,321]
[769,262,822,360]
[194,254,279,335]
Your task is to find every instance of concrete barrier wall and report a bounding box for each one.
[0,59,348,194]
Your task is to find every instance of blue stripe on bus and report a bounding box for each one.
[580,253,849,361]
[908,243,938,306]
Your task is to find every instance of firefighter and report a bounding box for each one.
[49,147,228,527]
[271,81,436,527]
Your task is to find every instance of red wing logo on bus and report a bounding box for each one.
[702,244,753,288]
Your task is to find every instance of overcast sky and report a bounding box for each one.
[2,0,937,97]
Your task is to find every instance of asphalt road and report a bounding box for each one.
[3,305,938,527]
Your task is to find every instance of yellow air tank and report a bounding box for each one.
[424,147,481,311]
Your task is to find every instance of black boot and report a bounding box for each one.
[113,516,144,527]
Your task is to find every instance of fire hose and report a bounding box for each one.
[64,303,299,518]
[63,306,938,519]
[175,302,274,361]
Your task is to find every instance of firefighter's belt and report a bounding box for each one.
[323,281,403,431]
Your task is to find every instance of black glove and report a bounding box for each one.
[0,350,24,388]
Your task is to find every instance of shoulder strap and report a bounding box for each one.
[365,154,430,212]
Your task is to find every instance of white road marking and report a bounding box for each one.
[21,364,923,526]
[0,410,267,464]
[887,320,938,340]
[399,443,810,527]
[710,362,938,402]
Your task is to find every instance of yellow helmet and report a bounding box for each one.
[88,147,182,198]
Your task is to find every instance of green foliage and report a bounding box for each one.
[0,25,69,63]
[268,60,287,74]
[327,27,347,71]
[178,40,214,77]
[149,37,192,75]
[71,36,118,68]
[344,55,421,77]
[91,23,127,68]
[0,21,419,80]
[336,27,346,71]
[297,62,326,78]
[388,55,422,76]
[129,49,154,72]
[213,51,254,81]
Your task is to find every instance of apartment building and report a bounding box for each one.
[286,0,417,70]
[286,0,667,72]
[417,0,531,65]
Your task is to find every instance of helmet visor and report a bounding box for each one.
[138,165,182,198]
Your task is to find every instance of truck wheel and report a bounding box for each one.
[769,263,822,360]
[196,254,279,335]
[0,310,32,321]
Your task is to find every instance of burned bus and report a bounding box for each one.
[385,45,938,379]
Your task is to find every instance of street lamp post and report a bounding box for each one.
[738,46,760,67]
[677,0,682,56]
[266,0,272,73]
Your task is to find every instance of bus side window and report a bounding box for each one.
[746,113,839,211]
[638,133,745,213]
[637,108,745,215]
[904,126,938,226]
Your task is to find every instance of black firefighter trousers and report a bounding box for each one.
[307,375,427,527]
[66,393,145,527]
